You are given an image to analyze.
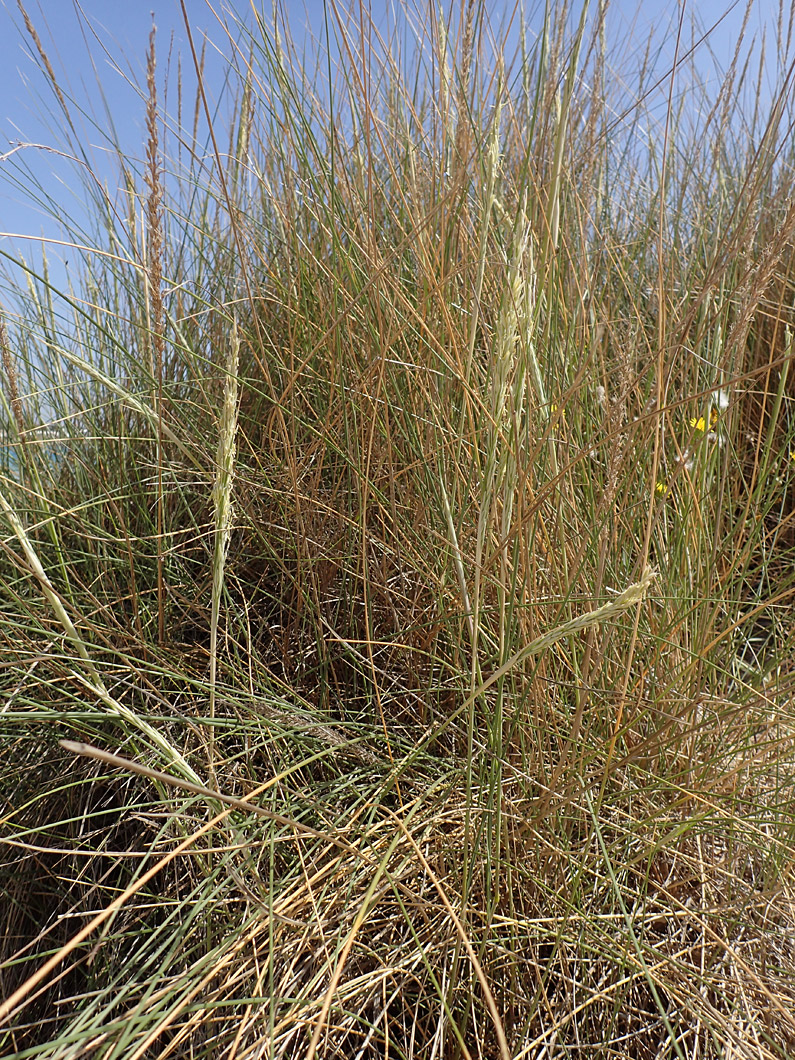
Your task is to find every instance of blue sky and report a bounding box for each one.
[0,0,784,288]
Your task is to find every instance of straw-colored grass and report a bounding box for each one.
[2,1,795,1057]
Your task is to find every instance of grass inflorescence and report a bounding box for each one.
[2,1,795,1057]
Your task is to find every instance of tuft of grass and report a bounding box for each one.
[2,1,795,1057]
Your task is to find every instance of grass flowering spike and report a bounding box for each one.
[208,323,241,761]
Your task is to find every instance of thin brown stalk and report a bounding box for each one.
[145,22,166,647]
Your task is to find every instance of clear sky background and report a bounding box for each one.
[0,0,787,288]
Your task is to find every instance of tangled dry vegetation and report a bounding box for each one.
[2,1,795,1057]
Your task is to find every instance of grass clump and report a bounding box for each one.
[2,1,795,1056]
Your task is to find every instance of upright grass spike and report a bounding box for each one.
[208,322,240,773]
[144,21,167,648]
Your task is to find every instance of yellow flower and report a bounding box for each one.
[655,480,669,496]
[690,406,720,433]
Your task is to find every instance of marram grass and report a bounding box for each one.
[2,1,795,1057]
